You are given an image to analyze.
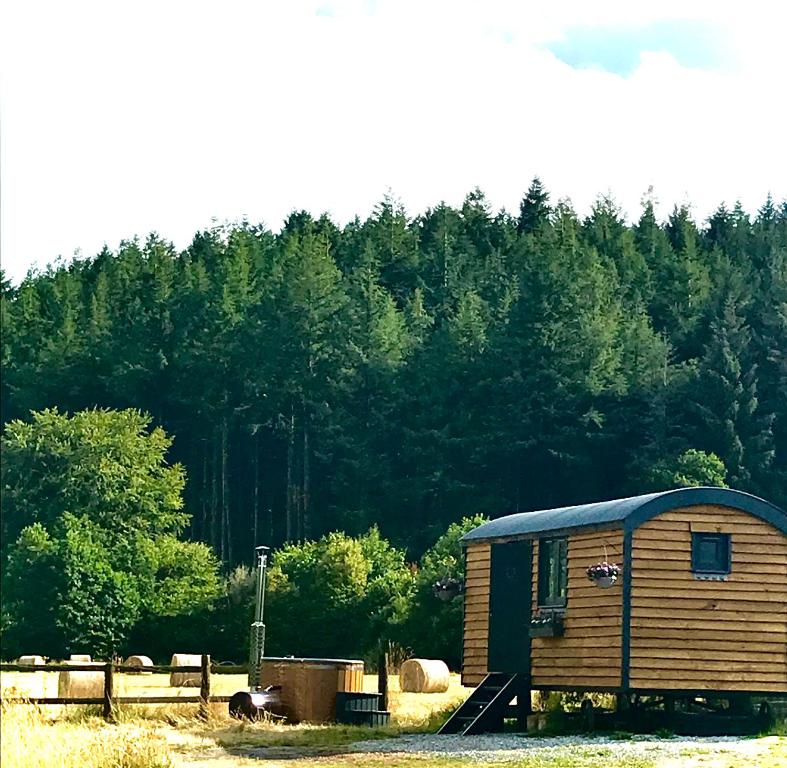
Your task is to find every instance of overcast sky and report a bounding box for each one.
[2,0,786,282]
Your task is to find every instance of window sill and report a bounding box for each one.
[536,601,567,610]
[529,614,565,638]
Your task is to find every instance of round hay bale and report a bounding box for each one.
[169,653,202,687]
[17,655,46,667]
[124,654,153,674]
[69,654,92,662]
[399,658,450,693]
[58,663,103,698]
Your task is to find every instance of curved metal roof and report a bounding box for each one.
[461,487,787,542]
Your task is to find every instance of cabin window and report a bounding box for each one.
[691,532,731,575]
[538,537,568,607]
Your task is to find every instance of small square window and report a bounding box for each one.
[691,532,731,575]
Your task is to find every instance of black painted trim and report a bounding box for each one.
[530,685,787,696]
[460,521,623,547]
[623,487,786,535]
[691,531,732,574]
[629,687,787,697]
[536,536,568,608]
[460,547,467,681]
[462,488,786,544]
[527,541,533,681]
[621,529,633,690]
[530,685,622,693]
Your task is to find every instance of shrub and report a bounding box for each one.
[395,514,487,668]
[264,528,415,658]
[1,408,221,659]
[640,448,728,491]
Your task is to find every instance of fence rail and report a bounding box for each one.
[0,655,243,719]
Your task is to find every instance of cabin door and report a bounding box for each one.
[487,540,531,673]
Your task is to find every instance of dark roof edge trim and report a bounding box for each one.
[460,520,624,547]
[622,487,786,535]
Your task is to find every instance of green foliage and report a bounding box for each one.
[1,523,64,654]
[396,514,488,668]
[1,408,187,556]
[1,182,785,574]
[265,528,415,659]
[688,293,775,487]
[517,177,551,235]
[58,514,143,657]
[127,563,255,663]
[644,449,728,491]
[0,409,220,659]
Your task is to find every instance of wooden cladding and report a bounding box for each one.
[461,501,785,695]
[531,530,624,689]
[462,543,491,686]
[630,505,787,692]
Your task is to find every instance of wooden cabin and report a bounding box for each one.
[460,487,787,697]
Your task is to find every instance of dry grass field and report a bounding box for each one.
[0,671,468,768]
[0,668,252,699]
[0,667,469,724]
[2,670,785,768]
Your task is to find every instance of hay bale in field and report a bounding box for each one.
[58,662,103,699]
[17,655,46,666]
[124,654,153,674]
[399,658,450,693]
[169,653,202,687]
[69,654,92,662]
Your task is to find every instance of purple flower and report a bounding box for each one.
[586,561,621,580]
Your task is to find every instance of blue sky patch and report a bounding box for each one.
[546,20,731,76]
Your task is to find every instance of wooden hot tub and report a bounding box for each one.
[259,656,364,722]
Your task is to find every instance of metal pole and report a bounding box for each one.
[254,546,268,623]
[248,546,269,690]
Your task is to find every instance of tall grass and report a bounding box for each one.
[0,671,470,767]
[0,702,172,768]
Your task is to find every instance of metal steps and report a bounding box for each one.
[438,673,522,735]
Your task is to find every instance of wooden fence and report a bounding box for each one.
[0,655,247,720]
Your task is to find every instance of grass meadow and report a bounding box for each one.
[0,671,467,768]
[2,670,785,768]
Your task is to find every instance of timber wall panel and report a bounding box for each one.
[462,543,491,686]
[630,504,787,693]
[531,530,624,689]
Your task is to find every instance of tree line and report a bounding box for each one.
[0,406,476,663]
[2,181,785,566]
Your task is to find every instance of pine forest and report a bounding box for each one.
[2,181,786,565]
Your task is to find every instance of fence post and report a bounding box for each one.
[377,649,388,711]
[199,654,211,719]
[103,662,115,722]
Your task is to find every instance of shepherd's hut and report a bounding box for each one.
[441,487,786,734]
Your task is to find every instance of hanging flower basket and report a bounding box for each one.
[433,577,463,602]
[586,561,621,588]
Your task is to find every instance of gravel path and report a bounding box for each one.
[349,733,783,764]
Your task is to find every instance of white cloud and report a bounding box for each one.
[1,0,786,281]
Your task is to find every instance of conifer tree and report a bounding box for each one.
[1,188,784,570]
[517,176,550,235]
[688,294,775,489]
